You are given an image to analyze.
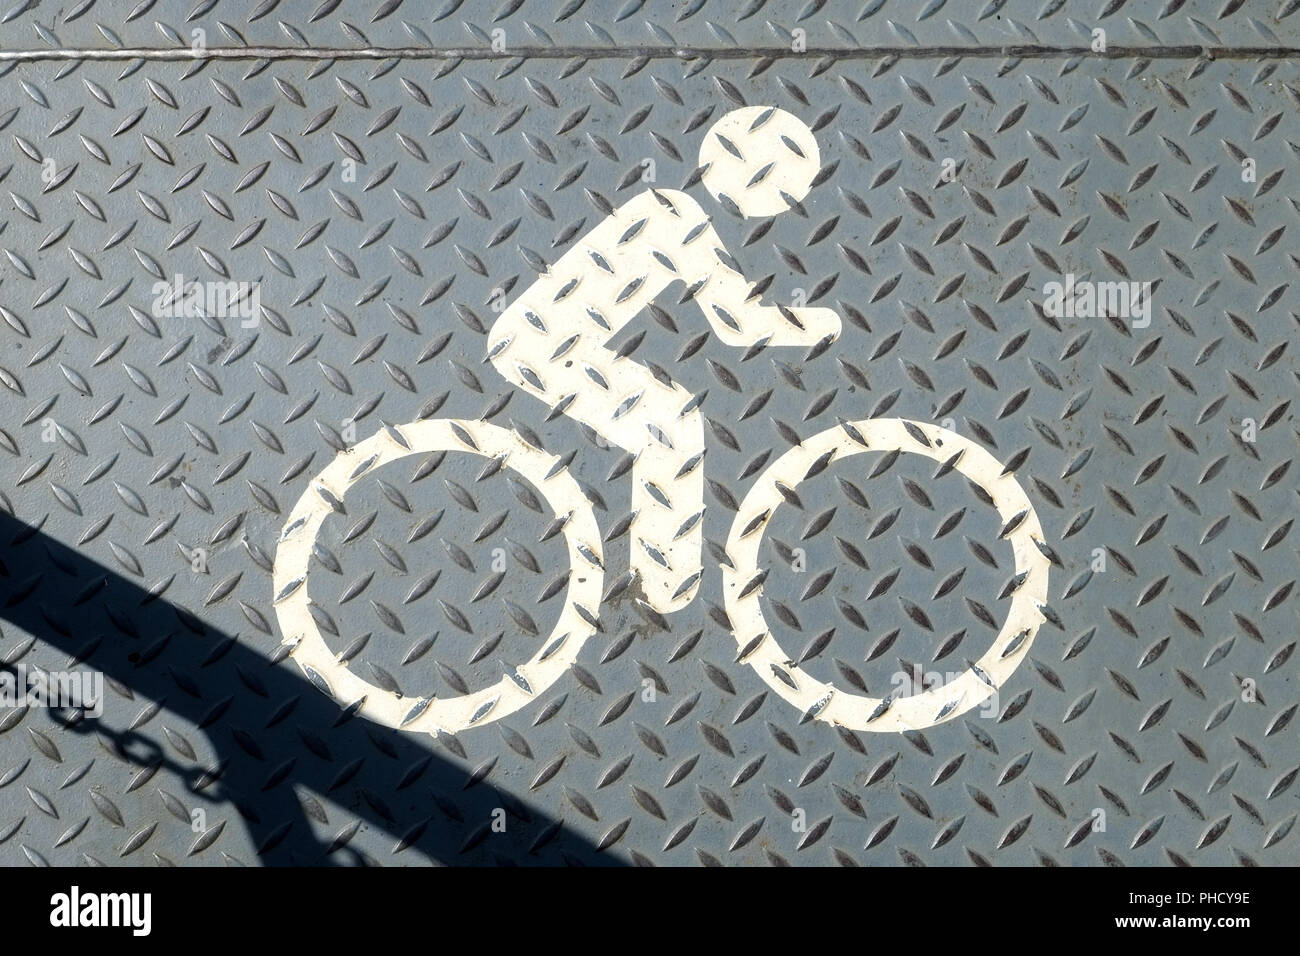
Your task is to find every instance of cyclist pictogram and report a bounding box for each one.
[272,105,1050,737]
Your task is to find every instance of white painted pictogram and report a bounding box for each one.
[273,106,1050,736]
[488,106,839,613]
[723,418,1050,731]
[273,420,603,734]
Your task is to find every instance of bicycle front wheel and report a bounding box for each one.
[722,417,1050,733]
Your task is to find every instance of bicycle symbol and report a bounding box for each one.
[272,106,1050,736]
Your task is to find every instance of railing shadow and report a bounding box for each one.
[0,510,620,866]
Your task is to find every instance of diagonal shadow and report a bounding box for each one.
[0,509,620,866]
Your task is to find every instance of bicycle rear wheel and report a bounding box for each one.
[723,417,1050,732]
[272,419,604,735]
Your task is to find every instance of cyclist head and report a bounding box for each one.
[699,106,820,217]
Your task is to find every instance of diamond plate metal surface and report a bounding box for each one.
[0,6,1298,866]
[4,0,1298,54]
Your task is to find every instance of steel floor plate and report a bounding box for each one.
[0,2,1297,866]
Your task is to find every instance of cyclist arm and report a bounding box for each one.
[652,189,841,348]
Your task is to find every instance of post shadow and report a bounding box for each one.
[0,509,620,866]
